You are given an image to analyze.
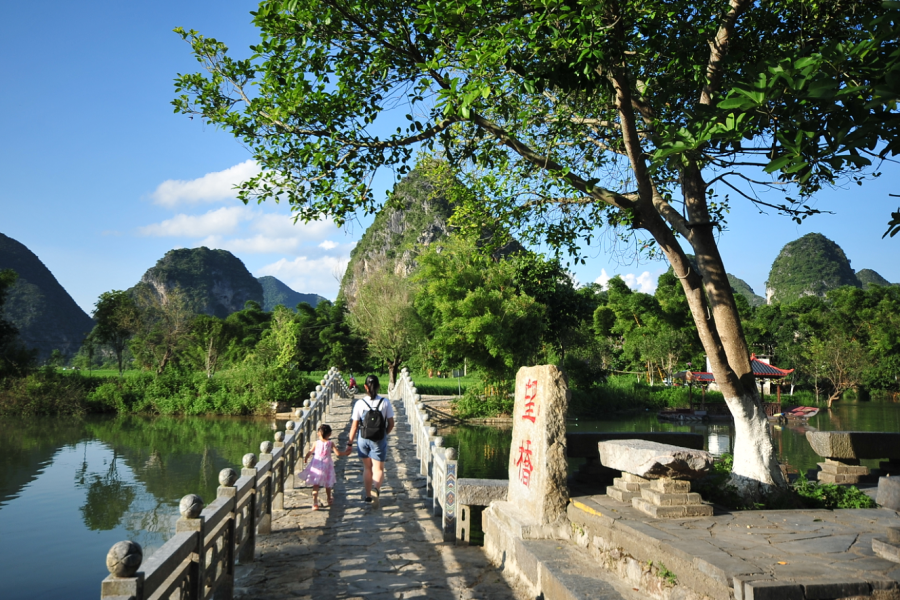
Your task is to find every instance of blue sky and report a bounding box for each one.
[3,1,899,315]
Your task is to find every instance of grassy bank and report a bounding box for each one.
[0,367,321,417]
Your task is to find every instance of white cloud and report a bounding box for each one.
[139,206,252,237]
[594,269,657,293]
[257,256,351,298]
[623,271,656,293]
[318,240,338,250]
[594,268,612,289]
[251,213,337,241]
[150,160,261,207]
[197,234,302,255]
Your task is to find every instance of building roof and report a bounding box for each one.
[673,355,793,383]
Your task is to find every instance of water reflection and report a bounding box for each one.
[0,414,277,600]
[438,400,900,480]
[78,449,136,531]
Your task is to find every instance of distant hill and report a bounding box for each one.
[765,233,860,304]
[135,247,263,319]
[258,276,326,311]
[339,161,457,302]
[727,274,766,307]
[0,232,94,360]
[855,268,895,289]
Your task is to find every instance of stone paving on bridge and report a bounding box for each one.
[233,392,525,600]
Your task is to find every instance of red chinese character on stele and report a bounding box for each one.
[522,378,538,423]
[515,439,534,486]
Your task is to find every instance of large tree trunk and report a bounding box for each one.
[637,169,787,499]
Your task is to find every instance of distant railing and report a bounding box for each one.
[392,368,458,541]
[99,367,352,600]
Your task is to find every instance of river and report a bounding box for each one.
[2,399,899,599]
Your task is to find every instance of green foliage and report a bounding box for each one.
[451,384,514,419]
[767,233,861,305]
[792,473,877,509]
[409,374,478,396]
[696,454,876,510]
[415,235,546,384]
[0,368,89,416]
[648,561,677,586]
[568,375,725,418]
[93,290,140,376]
[137,247,263,319]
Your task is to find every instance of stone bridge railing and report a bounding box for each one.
[99,367,351,600]
[392,368,458,541]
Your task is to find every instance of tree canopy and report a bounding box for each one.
[174,0,900,498]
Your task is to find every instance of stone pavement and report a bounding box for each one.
[234,392,524,600]
[569,493,900,598]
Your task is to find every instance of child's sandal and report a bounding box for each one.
[312,502,319,511]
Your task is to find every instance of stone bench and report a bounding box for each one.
[597,439,714,518]
[806,431,900,484]
[566,432,704,485]
[455,478,508,546]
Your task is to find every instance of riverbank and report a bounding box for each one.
[0,367,321,417]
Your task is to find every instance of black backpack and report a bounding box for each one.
[360,398,386,441]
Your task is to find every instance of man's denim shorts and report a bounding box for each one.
[357,436,388,461]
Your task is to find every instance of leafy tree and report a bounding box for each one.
[414,236,545,385]
[47,349,66,368]
[317,299,367,374]
[804,332,868,407]
[189,314,234,378]
[174,0,900,497]
[130,285,194,375]
[347,258,423,387]
[253,304,302,369]
[513,254,597,367]
[73,329,98,373]
[93,290,140,376]
[224,300,272,354]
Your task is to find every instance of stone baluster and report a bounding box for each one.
[240,453,258,564]
[273,431,285,510]
[258,441,274,535]
[442,447,458,542]
[101,541,144,599]
[426,426,437,496]
[177,493,205,600]
[214,470,238,600]
[284,421,296,489]
[432,437,444,514]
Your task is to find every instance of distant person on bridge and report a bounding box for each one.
[346,374,395,508]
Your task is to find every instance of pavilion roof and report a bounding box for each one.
[673,355,793,383]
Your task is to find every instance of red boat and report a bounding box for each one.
[771,406,819,421]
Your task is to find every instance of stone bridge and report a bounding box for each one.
[99,367,900,600]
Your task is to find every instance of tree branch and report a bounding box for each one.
[700,0,753,106]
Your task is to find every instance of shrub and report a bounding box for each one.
[694,453,876,510]
[0,369,90,416]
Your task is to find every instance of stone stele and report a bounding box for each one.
[597,439,713,480]
[506,364,569,526]
[806,431,900,460]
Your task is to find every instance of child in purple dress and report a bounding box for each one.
[298,424,350,509]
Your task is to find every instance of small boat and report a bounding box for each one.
[657,405,733,423]
[770,406,819,421]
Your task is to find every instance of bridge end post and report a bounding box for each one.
[102,541,144,600]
